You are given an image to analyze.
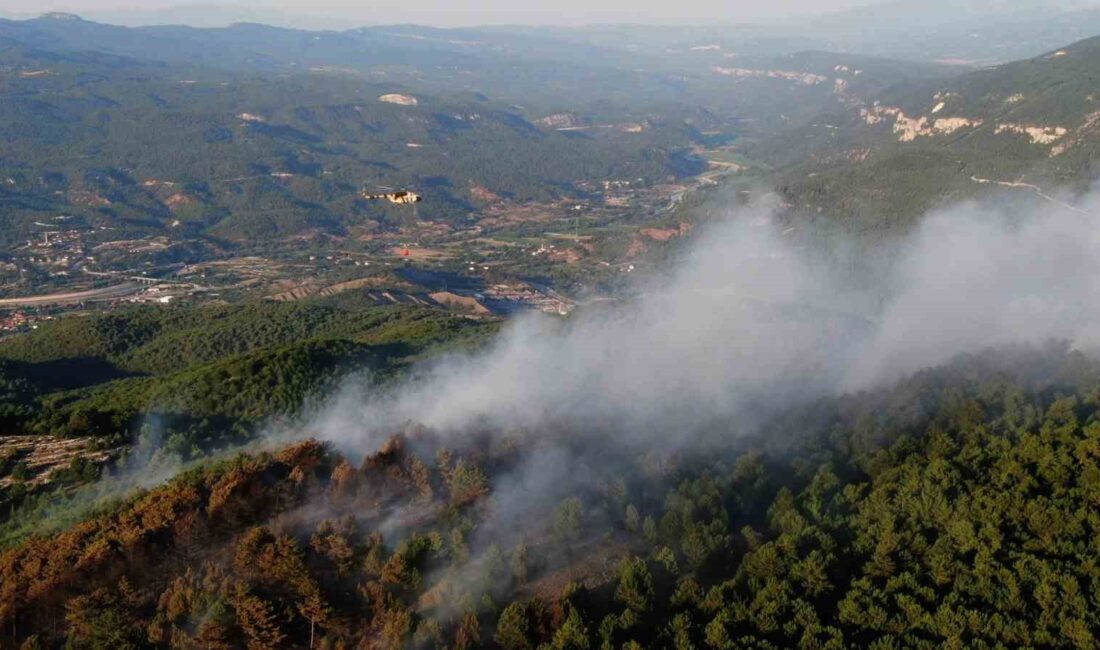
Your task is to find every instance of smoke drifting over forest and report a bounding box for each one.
[308,188,1100,455]
[848,195,1100,387]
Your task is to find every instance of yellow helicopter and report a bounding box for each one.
[362,187,423,260]
[361,188,422,205]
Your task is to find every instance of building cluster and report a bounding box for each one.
[126,285,184,305]
[19,228,88,272]
[0,311,30,331]
[0,310,50,333]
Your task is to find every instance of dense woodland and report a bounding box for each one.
[0,344,1098,648]
[0,302,496,433]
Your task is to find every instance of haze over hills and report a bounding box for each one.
[6,0,1100,62]
[800,0,1100,63]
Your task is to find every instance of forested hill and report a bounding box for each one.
[0,300,494,479]
[764,33,1100,234]
[3,343,1100,648]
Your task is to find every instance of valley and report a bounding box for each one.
[0,164,717,323]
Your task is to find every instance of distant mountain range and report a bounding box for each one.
[7,1,1100,62]
[52,5,301,29]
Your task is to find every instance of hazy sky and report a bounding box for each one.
[0,0,883,27]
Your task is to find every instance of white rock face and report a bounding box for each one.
[860,105,982,141]
[995,123,1068,145]
[379,94,419,106]
[1050,110,1100,157]
[932,117,976,134]
[860,105,898,125]
[237,113,266,123]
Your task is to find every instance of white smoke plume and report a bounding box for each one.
[308,188,1100,453]
[845,197,1100,387]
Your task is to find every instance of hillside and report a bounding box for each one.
[3,345,1100,647]
[761,34,1100,234]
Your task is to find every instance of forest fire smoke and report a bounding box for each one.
[309,188,1100,454]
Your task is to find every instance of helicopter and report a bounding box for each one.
[361,187,422,205]
[362,186,424,261]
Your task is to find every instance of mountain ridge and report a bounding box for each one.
[762,32,1100,233]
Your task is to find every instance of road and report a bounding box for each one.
[0,282,145,307]
[970,176,1090,215]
